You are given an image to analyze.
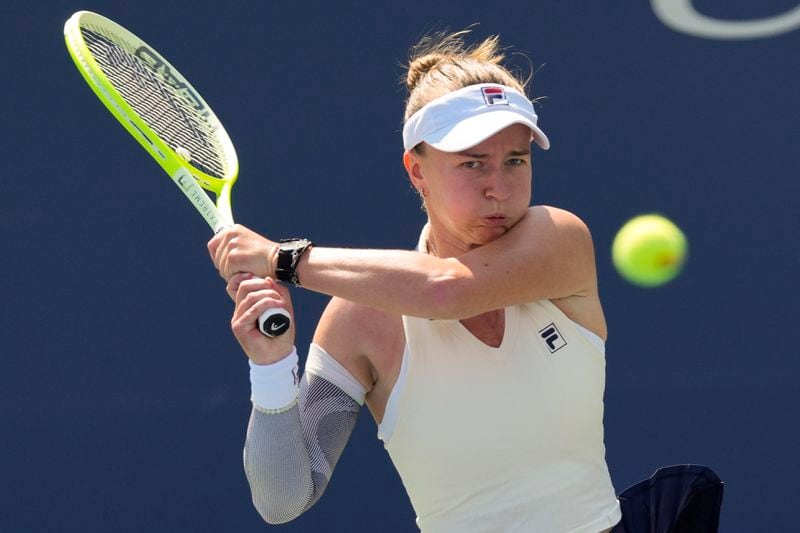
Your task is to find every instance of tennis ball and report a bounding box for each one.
[612,214,688,287]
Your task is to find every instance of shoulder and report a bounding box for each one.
[518,206,599,297]
[507,205,595,262]
[313,297,404,393]
[524,205,592,238]
[526,207,606,334]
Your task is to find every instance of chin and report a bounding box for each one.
[473,225,507,245]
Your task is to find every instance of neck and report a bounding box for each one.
[424,223,472,259]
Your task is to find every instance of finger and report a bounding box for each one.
[220,238,247,281]
[233,290,278,323]
[214,228,240,274]
[232,295,292,336]
[234,285,284,321]
[234,277,276,303]
[238,286,283,309]
[264,277,288,297]
[207,232,222,262]
[218,239,233,276]
[208,228,232,268]
[226,272,254,301]
[263,277,294,312]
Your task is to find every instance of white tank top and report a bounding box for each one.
[378,301,621,532]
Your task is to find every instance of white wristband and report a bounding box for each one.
[249,348,300,411]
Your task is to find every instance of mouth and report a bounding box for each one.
[482,214,508,227]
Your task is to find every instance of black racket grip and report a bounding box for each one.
[258,308,291,337]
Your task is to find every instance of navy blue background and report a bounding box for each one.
[2,1,798,531]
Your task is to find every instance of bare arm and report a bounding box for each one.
[298,206,595,318]
[209,206,597,320]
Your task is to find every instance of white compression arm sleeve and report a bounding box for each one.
[243,345,366,524]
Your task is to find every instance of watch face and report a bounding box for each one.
[281,239,308,251]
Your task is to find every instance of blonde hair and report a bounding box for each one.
[403,29,530,127]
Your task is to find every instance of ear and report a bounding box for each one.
[403,150,425,191]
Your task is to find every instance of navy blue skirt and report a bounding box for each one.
[611,464,724,533]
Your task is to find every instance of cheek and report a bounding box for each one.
[428,183,475,220]
[445,178,481,204]
[513,170,533,197]
[521,177,533,197]
[431,186,466,212]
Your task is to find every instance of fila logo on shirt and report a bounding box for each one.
[481,86,509,106]
[539,323,567,353]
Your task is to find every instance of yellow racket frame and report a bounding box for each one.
[64,10,238,232]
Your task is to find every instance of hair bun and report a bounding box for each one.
[406,53,448,92]
[402,29,527,121]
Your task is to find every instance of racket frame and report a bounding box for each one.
[65,11,291,337]
[64,11,237,232]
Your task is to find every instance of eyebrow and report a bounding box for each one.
[456,149,531,158]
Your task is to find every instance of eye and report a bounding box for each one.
[461,160,483,169]
[506,158,527,167]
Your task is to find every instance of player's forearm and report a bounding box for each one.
[244,362,362,525]
[296,247,470,319]
[244,406,314,524]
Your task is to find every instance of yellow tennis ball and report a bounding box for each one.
[612,214,688,287]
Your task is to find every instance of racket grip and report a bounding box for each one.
[258,308,292,337]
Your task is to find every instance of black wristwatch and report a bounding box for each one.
[275,238,314,287]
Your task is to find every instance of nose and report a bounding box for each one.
[484,168,513,202]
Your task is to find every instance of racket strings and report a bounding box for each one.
[81,26,227,180]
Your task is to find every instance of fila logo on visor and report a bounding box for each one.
[481,86,509,106]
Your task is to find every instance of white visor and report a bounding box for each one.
[402,83,550,152]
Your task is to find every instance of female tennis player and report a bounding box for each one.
[209,31,622,532]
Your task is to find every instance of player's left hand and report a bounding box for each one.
[208,224,277,281]
[226,273,295,365]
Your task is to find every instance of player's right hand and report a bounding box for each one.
[208,224,277,282]
[227,274,295,365]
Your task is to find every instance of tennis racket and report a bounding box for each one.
[64,10,290,337]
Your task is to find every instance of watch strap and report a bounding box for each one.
[275,238,314,286]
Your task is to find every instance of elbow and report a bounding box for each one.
[250,490,306,525]
[244,457,313,524]
[425,261,473,319]
[254,505,296,526]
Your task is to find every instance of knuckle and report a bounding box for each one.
[229,249,243,263]
[242,290,267,308]
[263,288,279,299]
[239,278,260,291]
